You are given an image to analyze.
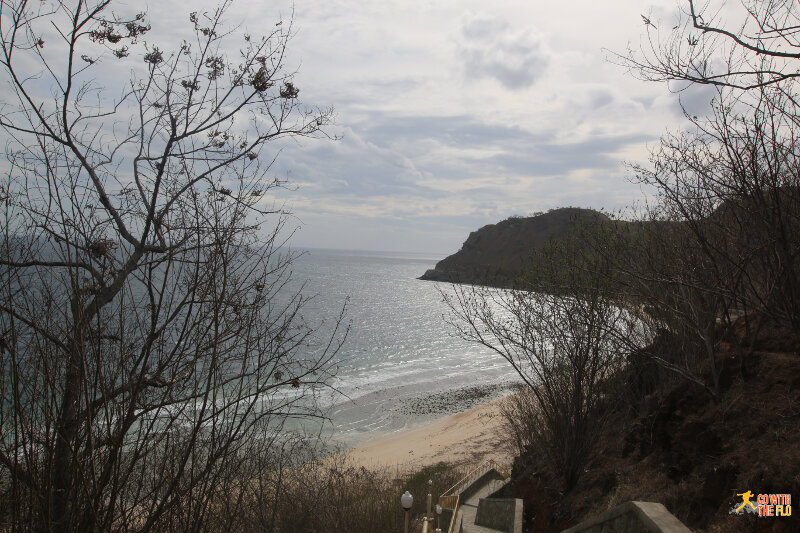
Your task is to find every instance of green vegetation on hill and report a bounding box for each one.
[419,207,613,287]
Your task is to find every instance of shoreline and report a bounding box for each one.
[342,393,516,471]
[323,381,521,448]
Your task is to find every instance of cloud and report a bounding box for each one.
[456,13,549,90]
[671,83,717,118]
[9,0,695,254]
[267,111,655,223]
[586,86,615,109]
[356,113,654,180]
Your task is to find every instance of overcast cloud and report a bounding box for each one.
[102,1,717,253]
[457,13,550,90]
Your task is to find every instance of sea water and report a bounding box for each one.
[287,249,521,447]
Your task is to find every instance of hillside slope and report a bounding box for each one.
[509,328,800,533]
[419,208,610,286]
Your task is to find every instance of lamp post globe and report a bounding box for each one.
[401,491,413,510]
[401,491,413,533]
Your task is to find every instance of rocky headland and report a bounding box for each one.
[419,207,610,287]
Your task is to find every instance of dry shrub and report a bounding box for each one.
[500,387,540,458]
[220,450,463,533]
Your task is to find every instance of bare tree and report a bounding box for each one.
[614,0,800,92]
[618,88,800,397]
[0,1,344,531]
[606,1,800,397]
[444,236,651,490]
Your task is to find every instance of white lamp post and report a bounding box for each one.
[401,490,413,533]
[426,479,433,521]
[435,504,442,531]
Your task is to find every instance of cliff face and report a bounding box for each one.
[420,208,610,286]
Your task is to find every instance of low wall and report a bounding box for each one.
[475,498,523,533]
[440,508,454,532]
[560,501,691,533]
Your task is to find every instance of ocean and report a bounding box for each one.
[287,249,521,447]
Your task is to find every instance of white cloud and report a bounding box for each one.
[456,13,550,90]
[4,0,699,254]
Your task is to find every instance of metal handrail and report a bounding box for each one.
[441,459,508,497]
[441,462,486,497]
[438,459,512,533]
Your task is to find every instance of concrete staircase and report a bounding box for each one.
[435,461,691,533]
[437,461,522,533]
[459,478,510,533]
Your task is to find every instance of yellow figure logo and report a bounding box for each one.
[736,491,757,513]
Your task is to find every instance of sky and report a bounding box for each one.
[60,1,724,255]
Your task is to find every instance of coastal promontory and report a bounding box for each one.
[420,207,610,286]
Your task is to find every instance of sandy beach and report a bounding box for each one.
[344,394,515,471]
